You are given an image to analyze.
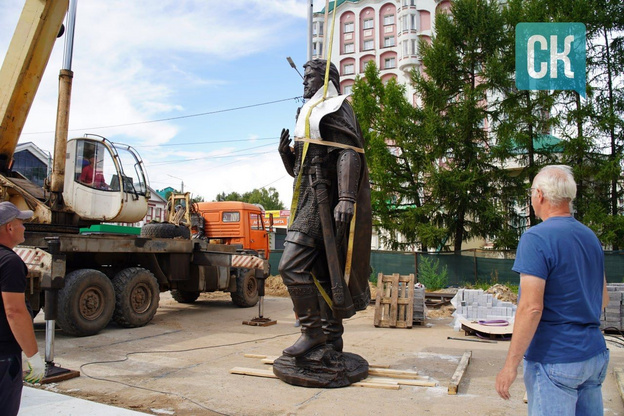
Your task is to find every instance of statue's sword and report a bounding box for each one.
[310,155,346,307]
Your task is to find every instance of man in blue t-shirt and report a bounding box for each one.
[0,202,45,415]
[496,165,609,415]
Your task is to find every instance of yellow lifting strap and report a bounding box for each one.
[294,137,364,153]
[288,0,339,226]
[312,272,333,309]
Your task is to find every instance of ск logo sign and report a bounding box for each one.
[516,23,586,97]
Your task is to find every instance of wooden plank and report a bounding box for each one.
[244,354,268,359]
[448,350,472,395]
[614,368,624,404]
[460,319,514,336]
[389,273,400,327]
[352,381,401,390]
[367,376,437,387]
[230,367,277,379]
[374,273,384,326]
[406,274,415,329]
[368,368,420,379]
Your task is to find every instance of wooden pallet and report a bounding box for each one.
[374,273,415,328]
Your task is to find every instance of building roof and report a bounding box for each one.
[319,0,358,13]
[15,142,50,165]
[511,134,564,155]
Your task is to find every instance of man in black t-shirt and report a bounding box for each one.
[0,202,44,415]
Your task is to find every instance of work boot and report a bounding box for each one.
[283,285,326,357]
[319,294,344,352]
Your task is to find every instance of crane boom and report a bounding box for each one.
[0,0,68,172]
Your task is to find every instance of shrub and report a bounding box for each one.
[418,256,448,291]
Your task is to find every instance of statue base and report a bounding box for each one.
[272,345,368,388]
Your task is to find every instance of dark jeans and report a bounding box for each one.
[0,354,23,416]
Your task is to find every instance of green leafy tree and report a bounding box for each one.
[215,187,285,210]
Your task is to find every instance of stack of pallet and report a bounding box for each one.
[602,284,624,331]
[413,286,426,324]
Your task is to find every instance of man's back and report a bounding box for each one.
[513,216,605,363]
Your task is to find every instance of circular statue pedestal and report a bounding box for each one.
[273,345,368,388]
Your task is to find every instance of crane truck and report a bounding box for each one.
[1,0,271,379]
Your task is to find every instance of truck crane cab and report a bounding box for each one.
[63,135,149,222]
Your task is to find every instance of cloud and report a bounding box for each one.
[1,0,306,206]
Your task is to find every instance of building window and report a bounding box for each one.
[344,43,355,53]
[343,63,354,75]
[363,40,374,50]
[384,37,395,47]
[384,15,394,25]
[344,22,354,33]
[343,85,353,95]
[314,42,323,56]
[156,208,162,221]
[384,57,396,69]
[363,19,374,30]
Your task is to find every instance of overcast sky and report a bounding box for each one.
[0,0,320,207]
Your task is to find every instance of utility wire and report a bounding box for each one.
[137,136,277,148]
[79,332,298,414]
[22,97,302,134]
[145,143,275,166]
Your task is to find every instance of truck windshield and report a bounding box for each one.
[115,146,148,196]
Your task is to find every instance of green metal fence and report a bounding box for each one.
[268,249,624,286]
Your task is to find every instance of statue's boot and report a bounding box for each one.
[283,285,326,357]
[320,295,344,352]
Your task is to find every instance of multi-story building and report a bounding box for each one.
[312,0,452,103]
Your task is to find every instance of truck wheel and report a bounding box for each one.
[141,223,190,239]
[57,269,115,337]
[230,269,259,308]
[112,268,160,328]
[171,290,200,304]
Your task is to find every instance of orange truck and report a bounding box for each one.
[195,201,271,260]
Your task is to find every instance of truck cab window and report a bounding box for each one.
[222,212,240,222]
[250,213,264,230]
[76,142,113,190]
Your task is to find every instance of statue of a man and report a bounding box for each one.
[278,59,372,358]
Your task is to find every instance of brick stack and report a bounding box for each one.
[452,289,516,322]
[601,284,624,331]
[413,287,426,324]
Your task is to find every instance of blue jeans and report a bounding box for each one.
[523,349,609,416]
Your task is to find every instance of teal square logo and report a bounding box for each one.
[516,23,586,97]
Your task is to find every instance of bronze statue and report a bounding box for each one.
[274,59,372,387]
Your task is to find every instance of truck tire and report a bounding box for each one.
[112,267,160,328]
[230,269,259,308]
[57,269,115,337]
[170,290,200,304]
[141,223,190,239]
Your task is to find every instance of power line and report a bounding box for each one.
[21,96,303,135]
[136,136,277,148]
[145,143,275,166]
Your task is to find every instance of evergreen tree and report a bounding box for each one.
[411,0,510,252]
[351,62,431,250]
